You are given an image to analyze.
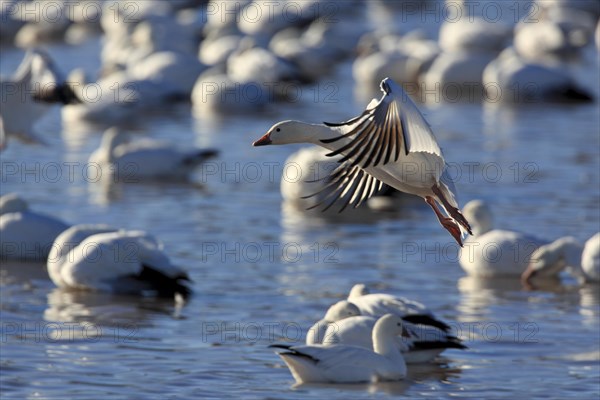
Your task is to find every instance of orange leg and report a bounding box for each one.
[431,185,472,235]
[425,196,464,247]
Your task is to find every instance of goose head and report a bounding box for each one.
[461,200,493,236]
[348,283,370,299]
[100,127,130,162]
[323,300,361,322]
[522,237,583,285]
[372,314,411,360]
[0,193,29,215]
[253,120,328,146]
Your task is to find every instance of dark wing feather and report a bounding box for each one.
[320,99,409,169]
[302,161,385,213]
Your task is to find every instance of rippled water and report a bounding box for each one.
[2,17,600,400]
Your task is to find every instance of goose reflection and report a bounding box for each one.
[290,361,461,395]
[456,275,566,319]
[44,288,182,328]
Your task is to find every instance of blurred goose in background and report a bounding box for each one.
[353,30,440,89]
[0,49,80,148]
[270,314,408,383]
[535,0,600,19]
[459,200,546,277]
[0,193,70,262]
[253,78,471,246]
[322,314,466,363]
[89,127,218,181]
[47,224,191,299]
[522,233,600,285]
[64,51,203,125]
[306,300,361,345]
[13,0,72,47]
[226,38,302,86]
[514,7,597,63]
[483,48,594,103]
[347,284,450,331]
[422,18,512,102]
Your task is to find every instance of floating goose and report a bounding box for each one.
[483,48,593,103]
[89,128,218,181]
[253,77,472,245]
[0,49,80,148]
[522,233,600,285]
[0,193,70,262]
[322,314,466,363]
[47,224,191,299]
[270,314,408,383]
[347,283,450,331]
[459,200,546,277]
[305,300,361,345]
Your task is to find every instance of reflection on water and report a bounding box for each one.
[43,288,179,327]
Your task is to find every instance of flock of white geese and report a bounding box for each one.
[1,0,599,386]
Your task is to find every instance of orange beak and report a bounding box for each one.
[252,132,271,146]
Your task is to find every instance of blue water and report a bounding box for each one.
[1,4,600,399]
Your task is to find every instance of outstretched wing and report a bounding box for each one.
[322,78,442,171]
[303,160,386,213]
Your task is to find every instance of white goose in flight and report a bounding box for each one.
[253,78,471,245]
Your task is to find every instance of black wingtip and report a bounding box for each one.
[401,314,451,332]
[33,83,81,105]
[410,340,467,351]
[268,344,292,350]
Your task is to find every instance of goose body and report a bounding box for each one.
[47,224,191,298]
[347,284,450,331]
[322,315,465,363]
[305,300,361,345]
[271,314,408,383]
[522,233,600,284]
[483,48,593,103]
[253,78,471,245]
[89,128,218,181]
[0,194,69,262]
[459,200,546,277]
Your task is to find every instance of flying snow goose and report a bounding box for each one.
[522,233,600,285]
[47,224,191,299]
[0,193,70,262]
[89,128,218,181]
[253,77,471,246]
[322,315,466,363]
[459,200,547,277]
[347,283,450,331]
[270,314,408,383]
[305,300,361,345]
[0,49,80,148]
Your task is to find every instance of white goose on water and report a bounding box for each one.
[0,48,80,149]
[305,300,361,345]
[253,77,471,246]
[271,314,408,383]
[0,193,70,262]
[347,284,450,331]
[47,224,191,299]
[522,233,600,285]
[322,314,466,364]
[459,200,546,277]
[89,128,218,181]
